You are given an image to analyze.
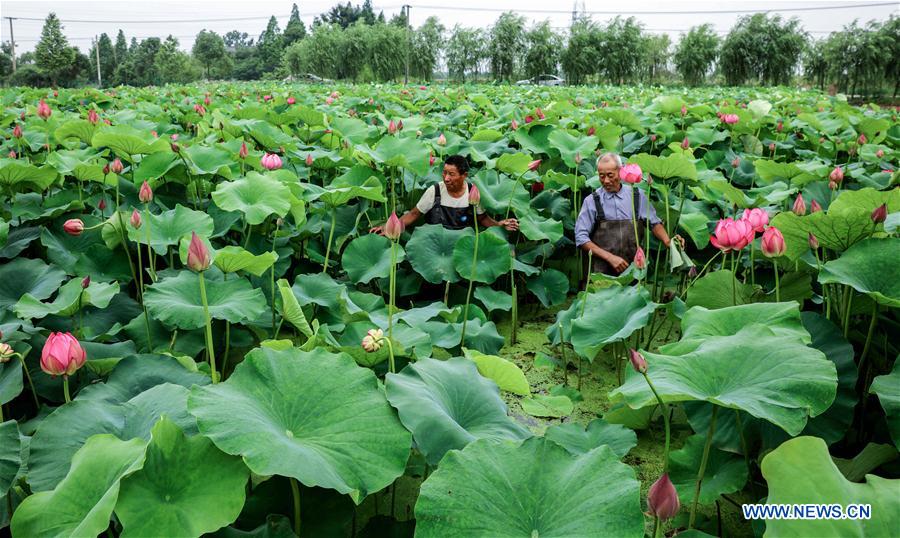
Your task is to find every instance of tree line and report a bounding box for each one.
[1,3,897,99]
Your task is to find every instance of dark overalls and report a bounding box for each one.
[423,184,475,230]
[589,187,645,275]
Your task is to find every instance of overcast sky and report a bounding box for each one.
[1,0,896,54]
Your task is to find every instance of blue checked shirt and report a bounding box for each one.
[574,184,661,248]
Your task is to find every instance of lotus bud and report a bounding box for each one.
[306,154,314,166]
[680,105,687,116]
[261,153,283,171]
[8,150,16,159]
[648,474,680,521]
[629,349,648,374]
[528,159,542,171]
[171,142,180,153]
[170,133,179,141]
[330,91,339,99]
[12,124,22,138]
[238,141,249,159]
[619,163,643,184]
[130,209,142,229]
[388,119,397,134]
[761,226,786,258]
[829,166,844,184]
[688,265,698,278]
[0,342,13,363]
[437,133,447,146]
[40,332,86,376]
[525,115,534,124]
[535,107,545,119]
[397,120,404,131]
[769,142,776,153]
[531,181,544,194]
[650,134,657,142]
[416,130,422,137]
[776,120,783,132]
[587,126,595,136]
[362,328,384,352]
[37,99,52,120]
[810,199,822,213]
[871,203,887,224]
[574,153,583,165]
[429,154,436,166]
[81,275,91,289]
[151,130,158,138]
[858,133,867,145]
[187,232,211,272]
[634,247,646,269]
[792,194,806,216]
[808,233,819,249]
[64,219,85,236]
[511,119,519,130]
[876,149,884,158]
[139,181,153,203]
[681,137,690,150]
[110,158,124,175]
[829,180,838,190]
[384,212,404,241]
[287,96,296,105]
[468,184,481,206]
[731,158,740,168]
[103,164,110,175]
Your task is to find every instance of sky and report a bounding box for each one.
[1,0,896,54]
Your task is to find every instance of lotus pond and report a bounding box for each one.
[0,83,898,538]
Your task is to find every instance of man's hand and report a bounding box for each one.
[369,226,384,235]
[498,218,519,231]
[606,254,629,273]
[663,234,686,249]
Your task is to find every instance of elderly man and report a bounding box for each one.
[574,152,681,274]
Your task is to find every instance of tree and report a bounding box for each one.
[489,12,526,81]
[642,34,671,83]
[561,18,601,85]
[523,21,562,79]
[284,23,343,79]
[224,31,252,49]
[35,13,76,86]
[599,17,645,84]
[802,38,828,90]
[156,35,201,83]
[720,14,807,86]
[316,2,363,29]
[446,25,487,82]
[674,24,719,86]
[193,30,227,78]
[881,16,900,97]
[255,16,284,76]
[114,37,162,86]
[284,3,307,46]
[411,16,444,81]
[89,33,116,85]
[360,0,378,25]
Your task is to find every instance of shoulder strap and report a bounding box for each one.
[632,186,643,221]
[432,183,441,209]
[592,190,605,221]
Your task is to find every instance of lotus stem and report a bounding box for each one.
[857,301,879,388]
[113,191,139,300]
[135,236,154,351]
[581,251,593,317]
[773,261,781,302]
[221,322,231,379]
[510,250,518,345]
[62,376,71,403]
[443,280,450,306]
[76,288,85,338]
[682,250,724,298]
[198,272,218,383]
[631,193,640,261]
[144,205,157,281]
[689,404,719,529]
[383,336,396,374]
[643,373,670,473]
[15,354,40,409]
[460,220,479,345]
[290,477,302,537]
[842,287,854,338]
[388,241,396,341]
[270,219,281,337]
[734,410,758,499]
[322,211,336,272]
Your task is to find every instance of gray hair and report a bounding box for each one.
[596,152,624,168]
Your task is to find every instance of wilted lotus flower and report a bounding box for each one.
[306,154,314,166]
[130,209,142,229]
[648,474,680,521]
[37,99,52,120]
[792,194,807,216]
[629,348,647,374]
[469,184,481,206]
[741,208,769,233]
[634,247,646,269]
[681,137,690,149]
[12,124,22,138]
[388,120,397,134]
[511,119,519,130]
[384,212,404,240]
[261,153,283,171]
[40,332,86,376]
[619,163,643,184]
[810,199,822,213]
[187,232,211,272]
[139,181,153,203]
[528,159,542,171]
[808,233,819,249]
[287,96,296,105]
[63,219,85,236]
[238,141,249,159]
[362,328,384,352]
[761,226,786,258]
[871,203,887,224]
[437,133,447,146]
[829,166,844,184]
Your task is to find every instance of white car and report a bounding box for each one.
[515,74,565,86]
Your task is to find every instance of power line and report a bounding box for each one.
[395,2,897,15]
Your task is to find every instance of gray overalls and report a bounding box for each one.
[589,187,645,275]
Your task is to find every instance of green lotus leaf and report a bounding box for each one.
[301,176,385,207]
[125,204,215,255]
[857,117,890,144]
[405,224,467,284]
[213,246,278,276]
[761,436,900,537]
[473,286,512,311]
[461,317,505,355]
[14,277,118,319]
[0,258,67,310]
[183,145,234,177]
[11,435,147,538]
[526,268,569,307]
[92,125,169,156]
[495,152,534,176]
[521,394,574,418]
[415,438,644,537]
[331,117,375,145]
[669,434,748,505]
[452,231,512,284]
[462,348,530,395]
[544,418,637,458]
[290,272,344,310]
[0,225,42,259]
[385,357,531,464]
[116,418,249,537]
[0,420,21,496]
[685,270,755,309]
[610,324,837,435]
[628,152,698,181]
[470,169,531,215]
[871,361,900,450]
[754,160,806,184]
[212,172,291,225]
[818,237,900,307]
[364,135,429,176]
[0,359,23,405]
[0,160,58,191]
[54,119,98,145]
[342,234,406,284]
[276,278,312,337]
[188,346,411,502]
[134,152,179,182]
[517,208,563,243]
[77,354,211,404]
[570,286,657,359]
[144,271,267,330]
[548,129,598,168]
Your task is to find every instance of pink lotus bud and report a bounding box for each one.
[139,181,153,203]
[81,275,91,289]
[629,348,648,374]
[587,126,596,136]
[858,133,867,145]
[130,209,142,229]
[40,332,86,377]
[680,105,687,116]
[362,328,384,352]
[170,133,179,141]
[528,159,542,171]
[761,226,786,258]
[8,150,16,159]
[681,138,690,150]
[0,342,13,363]
[429,154,436,166]
[98,198,107,211]
[325,96,334,105]
[650,134,657,142]
[829,180,838,190]
[102,164,110,175]
[871,203,887,224]
[151,130,158,138]
[12,124,22,138]
[368,98,374,105]
[53,90,59,98]
[525,115,534,124]
[388,120,397,134]
[419,85,427,90]
[286,96,296,105]
[110,158,124,174]
[171,142,181,153]
[634,247,646,269]
[574,153,583,165]
[437,133,447,146]
[792,194,806,216]
[194,104,206,116]
[187,232,211,272]
[37,99,52,120]
[741,208,769,233]
[722,114,739,125]
[619,163,643,184]
[876,149,884,158]
[468,184,481,206]
[87,109,99,125]
[261,153,283,171]
[263,95,272,102]
[397,120,404,131]
[731,158,740,168]
[829,167,843,183]
[769,142,776,153]
[810,199,822,213]
[384,212,404,240]
[808,233,819,249]
[204,96,211,106]
[64,219,85,236]
[511,119,519,130]
[535,107,544,119]
[648,474,680,521]
[776,120,783,132]
[238,141,249,159]
[305,154,314,166]
[688,265,698,278]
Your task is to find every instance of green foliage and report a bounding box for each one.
[192,30,229,79]
[34,13,76,86]
[720,13,807,86]
[489,12,527,82]
[675,24,720,86]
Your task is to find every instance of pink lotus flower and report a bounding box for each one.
[468,184,481,206]
[629,348,647,374]
[872,203,887,224]
[239,141,249,159]
[437,133,447,146]
[187,232,211,272]
[761,226,786,258]
[681,138,690,149]
[330,91,339,99]
[325,96,334,105]
[384,212,404,240]
[12,124,22,138]
[710,218,754,252]
[194,104,206,116]
[510,119,518,130]
[263,95,272,102]
[619,163,643,184]
[41,332,86,376]
[64,219,85,236]
[648,474,680,520]
[721,114,739,125]
[419,85,426,90]
[170,133,179,141]
[810,199,822,213]
[634,247,646,269]
[829,166,843,183]
[741,208,769,233]
[0,342,13,363]
[87,109,99,125]
[362,328,384,352]
[792,194,806,216]
[130,209,142,229]
[528,159,542,171]
[139,181,153,203]
[37,99,52,120]
[110,158,124,174]
[261,153,282,171]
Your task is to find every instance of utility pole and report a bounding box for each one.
[93,36,102,86]
[5,17,16,72]
[403,4,410,84]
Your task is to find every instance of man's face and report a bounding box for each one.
[597,159,621,192]
[442,164,466,192]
